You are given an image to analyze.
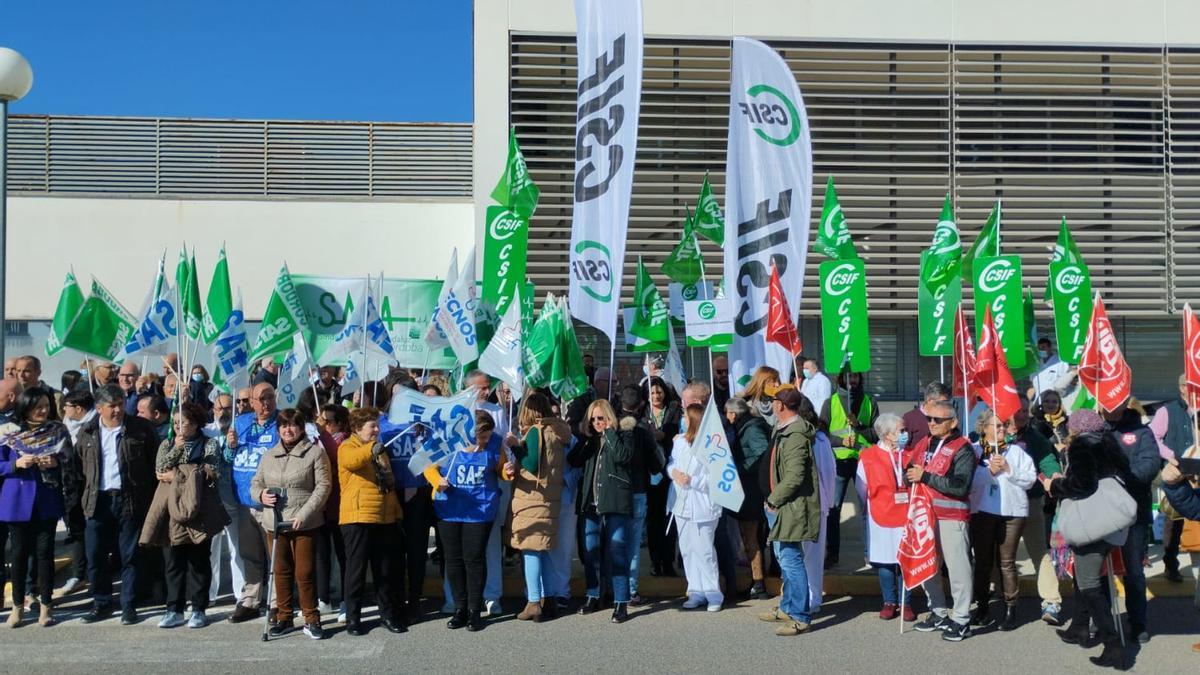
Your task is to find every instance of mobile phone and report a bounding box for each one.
[1177,457,1200,476]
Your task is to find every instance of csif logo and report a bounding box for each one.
[738,84,801,147]
[488,210,524,242]
[682,284,699,301]
[1054,264,1086,295]
[570,239,614,303]
[698,301,717,320]
[978,259,1017,293]
[823,262,861,297]
[929,219,961,256]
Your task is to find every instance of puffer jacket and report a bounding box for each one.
[337,434,401,525]
[509,417,572,551]
[250,439,332,532]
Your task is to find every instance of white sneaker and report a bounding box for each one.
[187,611,207,628]
[61,577,83,595]
[681,596,706,610]
[706,601,723,613]
[336,602,347,624]
[158,611,186,628]
[318,601,334,615]
[484,599,502,617]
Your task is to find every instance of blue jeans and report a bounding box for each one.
[776,542,812,624]
[86,491,143,611]
[583,511,630,603]
[523,550,551,602]
[1120,523,1148,629]
[628,493,648,596]
[872,563,912,606]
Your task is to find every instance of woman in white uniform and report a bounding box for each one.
[668,404,724,612]
[855,413,915,621]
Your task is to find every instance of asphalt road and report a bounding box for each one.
[0,594,1196,674]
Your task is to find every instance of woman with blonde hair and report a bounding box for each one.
[571,399,634,623]
[669,404,724,612]
[739,366,782,427]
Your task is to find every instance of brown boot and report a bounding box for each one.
[517,602,542,622]
[39,605,53,627]
[6,606,23,628]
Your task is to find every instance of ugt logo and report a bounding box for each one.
[738,84,801,146]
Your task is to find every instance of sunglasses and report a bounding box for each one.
[926,415,953,424]
[237,398,251,404]
[591,416,607,422]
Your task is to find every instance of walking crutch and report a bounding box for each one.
[261,489,290,642]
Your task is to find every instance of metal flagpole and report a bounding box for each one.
[939,355,945,384]
[85,356,94,394]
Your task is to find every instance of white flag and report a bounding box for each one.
[479,286,525,400]
[662,319,687,395]
[424,249,458,350]
[435,246,480,366]
[276,332,312,408]
[123,257,177,360]
[323,277,396,367]
[693,396,744,511]
[387,387,478,475]
[723,37,813,391]
[212,289,250,394]
[567,0,643,343]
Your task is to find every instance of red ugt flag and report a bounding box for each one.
[897,485,939,589]
[1184,304,1200,402]
[1078,295,1132,413]
[765,262,803,357]
[974,307,1021,421]
[952,306,977,408]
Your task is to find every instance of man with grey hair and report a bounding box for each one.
[117,362,142,417]
[73,384,161,625]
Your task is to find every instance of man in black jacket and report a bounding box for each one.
[73,384,161,625]
[1102,399,1163,644]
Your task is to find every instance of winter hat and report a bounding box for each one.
[1067,409,1105,436]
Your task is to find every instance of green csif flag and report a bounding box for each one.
[61,279,137,361]
[1043,217,1084,302]
[693,172,725,246]
[971,254,1026,370]
[818,259,871,372]
[1011,287,1040,380]
[46,272,86,357]
[490,127,540,219]
[662,210,704,284]
[963,200,1001,278]
[920,194,962,293]
[183,251,203,339]
[917,196,963,356]
[629,257,670,344]
[248,265,309,363]
[523,295,588,401]
[202,246,233,344]
[814,176,859,260]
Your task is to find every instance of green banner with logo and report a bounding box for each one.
[818,259,871,372]
[971,254,1026,370]
[917,265,961,356]
[481,206,529,318]
[1048,260,1092,364]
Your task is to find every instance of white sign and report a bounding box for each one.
[683,299,734,348]
[668,281,715,322]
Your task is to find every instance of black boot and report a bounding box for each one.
[466,610,485,632]
[611,602,628,624]
[970,603,995,629]
[999,604,1018,631]
[1056,622,1094,646]
[578,597,600,615]
[446,609,468,630]
[1081,588,1127,671]
[1089,641,1129,671]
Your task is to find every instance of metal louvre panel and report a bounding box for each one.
[6,115,472,199]
[954,47,1167,316]
[1169,49,1200,307]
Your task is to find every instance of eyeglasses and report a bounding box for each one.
[591,416,607,422]
[118,373,136,379]
[925,415,953,424]
[237,398,251,405]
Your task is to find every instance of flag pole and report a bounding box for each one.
[607,340,616,406]
[360,275,370,403]
[899,565,905,635]
[939,355,945,384]
[85,355,94,394]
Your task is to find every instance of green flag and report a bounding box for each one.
[814,176,858,260]
[489,127,540,219]
[1011,288,1040,380]
[61,279,137,361]
[1070,383,1097,412]
[1043,217,1084,302]
[248,265,308,363]
[629,257,669,344]
[202,246,233,344]
[183,251,203,339]
[919,194,962,293]
[46,272,86,357]
[523,295,587,400]
[693,172,725,246]
[662,213,704,284]
[552,297,590,401]
[963,200,1001,277]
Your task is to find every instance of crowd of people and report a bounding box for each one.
[0,349,1198,671]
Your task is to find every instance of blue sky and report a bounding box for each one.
[0,1,474,122]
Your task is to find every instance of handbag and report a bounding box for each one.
[1181,519,1200,553]
[1056,476,1137,548]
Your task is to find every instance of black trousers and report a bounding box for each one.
[315,521,346,605]
[713,515,739,594]
[66,504,88,579]
[646,479,677,568]
[165,539,213,612]
[341,522,406,623]
[438,520,492,614]
[1164,518,1183,574]
[403,486,434,601]
[10,518,56,605]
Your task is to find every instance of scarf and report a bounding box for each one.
[6,422,70,487]
[64,410,98,444]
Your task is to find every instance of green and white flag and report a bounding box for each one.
[814,176,859,260]
[122,257,176,361]
[524,294,588,401]
[917,195,963,356]
[490,127,540,219]
[963,200,1001,278]
[212,290,250,394]
[1011,288,1041,380]
[45,272,85,357]
[61,278,137,361]
[920,194,962,293]
[202,246,233,344]
[183,250,203,340]
[971,254,1026,370]
[248,264,309,363]
[1043,217,1084,302]
[628,257,669,344]
[662,212,704,284]
[693,172,725,246]
[818,259,871,372]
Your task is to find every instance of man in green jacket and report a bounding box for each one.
[757,387,821,636]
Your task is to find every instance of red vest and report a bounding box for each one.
[913,434,972,522]
[859,445,911,528]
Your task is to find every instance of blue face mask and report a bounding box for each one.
[896,431,910,450]
[1037,349,1049,360]
[191,373,204,383]
[802,369,813,380]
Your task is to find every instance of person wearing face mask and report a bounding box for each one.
[798,357,833,414]
[727,397,771,600]
[856,413,916,621]
[642,377,682,578]
[188,366,214,411]
[968,409,1035,631]
[820,371,878,570]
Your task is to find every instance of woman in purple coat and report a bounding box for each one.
[1,386,71,627]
